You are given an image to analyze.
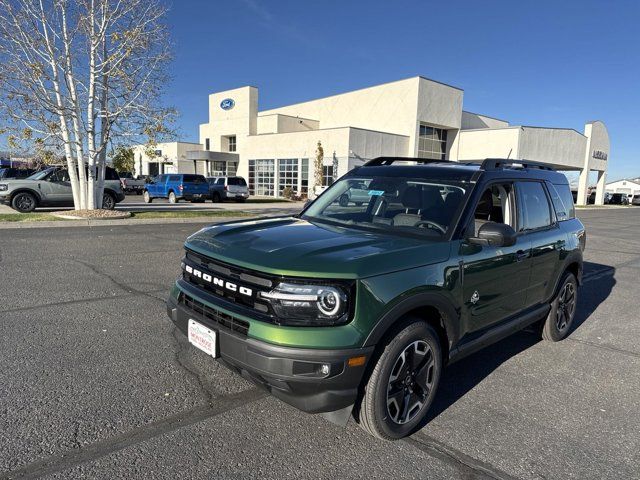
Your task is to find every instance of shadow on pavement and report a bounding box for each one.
[423,261,616,424]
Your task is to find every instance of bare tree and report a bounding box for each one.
[0,0,174,209]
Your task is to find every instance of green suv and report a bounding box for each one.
[166,158,585,440]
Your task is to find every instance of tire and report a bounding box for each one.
[356,319,442,440]
[211,192,221,203]
[339,194,349,207]
[11,191,37,213]
[168,191,177,203]
[143,191,152,203]
[102,193,115,210]
[190,198,205,203]
[542,272,578,342]
[236,198,246,203]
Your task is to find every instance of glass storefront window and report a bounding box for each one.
[248,159,275,196]
[418,123,448,160]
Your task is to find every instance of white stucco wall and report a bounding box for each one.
[132,142,203,176]
[257,114,319,134]
[461,111,509,130]
[452,127,521,161]
[518,127,587,169]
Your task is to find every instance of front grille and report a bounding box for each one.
[179,292,250,336]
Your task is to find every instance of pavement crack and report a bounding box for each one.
[404,434,519,480]
[71,258,167,305]
[0,388,267,480]
[565,337,640,359]
[169,325,217,406]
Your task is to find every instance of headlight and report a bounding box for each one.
[0,184,7,191]
[260,283,349,326]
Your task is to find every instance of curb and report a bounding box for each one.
[0,216,251,230]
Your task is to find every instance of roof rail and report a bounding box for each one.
[480,158,555,171]
[364,157,457,167]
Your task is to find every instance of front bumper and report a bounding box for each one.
[166,293,372,414]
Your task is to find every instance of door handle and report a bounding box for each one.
[516,250,530,262]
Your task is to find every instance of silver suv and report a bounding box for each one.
[0,166,125,212]
[206,176,249,203]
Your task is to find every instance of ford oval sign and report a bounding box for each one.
[220,98,235,110]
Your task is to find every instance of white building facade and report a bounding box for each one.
[136,76,610,204]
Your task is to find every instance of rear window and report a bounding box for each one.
[183,174,206,183]
[227,177,247,186]
[105,167,120,180]
[547,183,575,221]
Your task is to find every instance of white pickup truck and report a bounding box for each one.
[119,172,146,194]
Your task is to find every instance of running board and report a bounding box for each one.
[448,304,550,364]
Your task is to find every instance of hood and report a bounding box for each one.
[185,216,451,279]
[0,178,39,187]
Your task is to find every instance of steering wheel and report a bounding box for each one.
[415,220,446,235]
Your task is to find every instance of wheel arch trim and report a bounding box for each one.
[362,291,460,357]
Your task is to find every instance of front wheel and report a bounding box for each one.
[102,193,115,210]
[542,272,578,342]
[143,191,152,203]
[356,320,442,440]
[168,191,177,203]
[11,192,37,213]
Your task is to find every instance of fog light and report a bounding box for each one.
[320,364,330,375]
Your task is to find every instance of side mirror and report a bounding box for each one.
[468,222,517,248]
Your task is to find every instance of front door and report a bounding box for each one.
[460,182,532,333]
[41,169,72,203]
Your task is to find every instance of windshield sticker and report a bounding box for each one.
[368,190,385,196]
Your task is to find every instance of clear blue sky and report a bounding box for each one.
[167,0,639,181]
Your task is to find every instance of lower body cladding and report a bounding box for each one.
[166,294,373,425]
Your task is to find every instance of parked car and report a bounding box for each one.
[143,174,209,203]
[338,181,371,206]
[118,172,146,194]
[0,165,125,212]
[166,157,585,440]
[206,176,249,203]
[632,194,640,206]
[0,167,38,180]
[605,193,629,205]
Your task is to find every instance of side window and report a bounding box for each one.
[547,183,575,221]
[168,175,181,182]
[157,175,167,183]
[516,181,552,231]
[216,178,225,185]
[49,169,70,182]
[471,183,515,236]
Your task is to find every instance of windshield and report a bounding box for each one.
[27,167,56,180]
[303,176,469,238]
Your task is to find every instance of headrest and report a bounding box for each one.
[421,186,444,207]
[402,186,422,209]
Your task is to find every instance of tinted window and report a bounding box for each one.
[156,175,167,183]
[547,183,575,221]
[228,177,246,186]
[183,174,206,183]
[216,178,225,185]
[105,168,120,180]
[517,182,552,231]
[168,175,181,182]
[49,169,70,182]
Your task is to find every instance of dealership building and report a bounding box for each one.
[132,76,610,205]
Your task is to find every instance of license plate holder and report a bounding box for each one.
[188,319,217,357]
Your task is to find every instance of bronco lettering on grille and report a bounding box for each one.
[183,263,253,297]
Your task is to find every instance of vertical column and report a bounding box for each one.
[594,171,607,205]
[576,168,589,206]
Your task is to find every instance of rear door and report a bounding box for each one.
[460,182,532,331]
[516,181,563,307]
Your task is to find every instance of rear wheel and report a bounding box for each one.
[11,192,37,213]
[102,192,115,210]
[356,320,442,440]
[542,272,578,341]
[143,191,152,203]
[168,191,177,203]
[211,192,221,203]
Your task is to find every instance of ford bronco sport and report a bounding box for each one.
[166,157,585,440]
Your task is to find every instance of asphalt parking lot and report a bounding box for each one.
[1,208,639,479]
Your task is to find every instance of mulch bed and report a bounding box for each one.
[51,209,131,219]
